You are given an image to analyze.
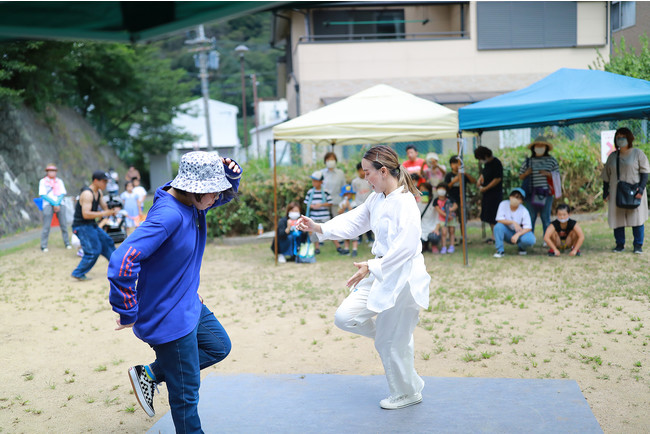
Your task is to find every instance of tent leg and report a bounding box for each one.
[273,139,279,265]
[458,131,468,266]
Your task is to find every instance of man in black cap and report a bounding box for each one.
[71,171,118,281]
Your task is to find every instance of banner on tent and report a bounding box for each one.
[601,130,615,164]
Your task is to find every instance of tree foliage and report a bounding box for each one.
[593,34,650,80]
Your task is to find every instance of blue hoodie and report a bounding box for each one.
[107,166,241,346]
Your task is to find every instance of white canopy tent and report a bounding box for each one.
[273,84,466,146]
[271,84,472,264]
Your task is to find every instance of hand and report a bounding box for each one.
[604,196,609,202]
[635,193,643,199]
[115,318,134,331]
[479,186,486,193]
[511,234,520,244]
[222,157,241,174]
[296,215,320,233]
[346,261,369,289]
[569,250,577,257]
[513,223,522,233]
[554,249,561,256]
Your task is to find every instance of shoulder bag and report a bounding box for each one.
[615,151,641,209]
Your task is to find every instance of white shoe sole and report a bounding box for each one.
[128,367,155,417]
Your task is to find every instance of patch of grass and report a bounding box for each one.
[94,365,107,372]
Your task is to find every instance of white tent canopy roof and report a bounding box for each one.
[273,84,467,146]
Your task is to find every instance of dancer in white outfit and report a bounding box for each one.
[297,145,431,409]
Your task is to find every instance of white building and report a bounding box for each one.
[171,97,241,161]
[249,99,291,164]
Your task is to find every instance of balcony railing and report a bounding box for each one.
[299,31,469,43]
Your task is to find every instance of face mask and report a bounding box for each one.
[326,160,336,169]
[509,198,521,207]
[288,211,300,220]
[616,137,628,149]
[558,217,569,223]
[437,189,446,196]
[534,146,546,156]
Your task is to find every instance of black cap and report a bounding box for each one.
[92,171,110,181]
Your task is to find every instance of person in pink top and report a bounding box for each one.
[402,146,427,186]
[38,164,71,252]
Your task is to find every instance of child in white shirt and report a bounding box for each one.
[493,187,536,257]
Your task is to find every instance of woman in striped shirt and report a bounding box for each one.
[519,136,560,237]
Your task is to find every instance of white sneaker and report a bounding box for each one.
[277,254,287,263]
[380,392,422,410]
[493,251,504,258]
[518,249,528,256]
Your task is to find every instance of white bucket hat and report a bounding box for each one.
[170,151,232,193]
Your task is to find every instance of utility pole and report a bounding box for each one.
[251,73,261,159]
[186,25,218,152]
[235,45,249,155]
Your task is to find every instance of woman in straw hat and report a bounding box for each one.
[298,145,430,410]
[108,151,242,432]
[518,135,560,237]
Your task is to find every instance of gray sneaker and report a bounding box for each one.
[128,365,156,417]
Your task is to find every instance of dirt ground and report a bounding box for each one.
[0,219,648,433]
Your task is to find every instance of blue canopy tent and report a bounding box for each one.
[458,68,650,132]
[456,68,650,264]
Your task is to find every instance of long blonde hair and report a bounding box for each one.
[363,145,420,196]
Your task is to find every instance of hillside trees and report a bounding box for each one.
[0,40,192,169]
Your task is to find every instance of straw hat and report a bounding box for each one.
[170,151,232,193]
[527,135,554,151]
[45,164,58,171]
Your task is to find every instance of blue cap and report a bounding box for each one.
[510,187,526,199]
[340,184,356,196]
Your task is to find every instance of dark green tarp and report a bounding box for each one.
[0,1,287,43]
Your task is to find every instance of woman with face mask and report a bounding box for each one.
[321,152,348,253]
[601,127,650,253]
[518,136,560,239]
[271,202,309,263]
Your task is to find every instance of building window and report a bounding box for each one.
[477,1,577,50]
[312,9,406,41]
[611,1,636,32]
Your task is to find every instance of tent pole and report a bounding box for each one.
[477,132,486,240]
[458,131,468,266]
[273,139,279,265]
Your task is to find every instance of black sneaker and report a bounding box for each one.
[351,250,358,258]
[128,365,156,417]
[314,248,320,255]
[633,245,643,254]
[336,247,344,254]
[340,249,350,255]
[612,245,624,253]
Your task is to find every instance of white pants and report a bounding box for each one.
[334,276,424,397]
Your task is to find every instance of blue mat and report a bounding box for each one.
[148,374,602,433]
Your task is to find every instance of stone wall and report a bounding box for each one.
[0,103,125,238]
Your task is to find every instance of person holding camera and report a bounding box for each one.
[601,127,649,254]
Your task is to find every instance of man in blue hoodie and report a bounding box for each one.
[108,151,242,433]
